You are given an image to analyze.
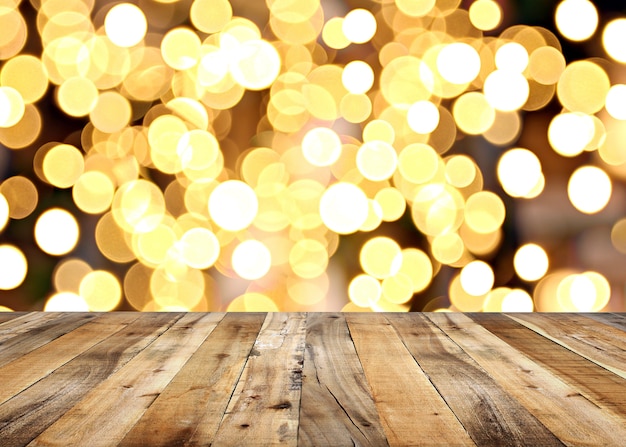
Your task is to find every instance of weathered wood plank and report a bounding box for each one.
[345,313,476,447]
[28,313,225,447]
[0,312,141,406]
[0,312,183,446]
[0,312,68,345]
[470,313,626,418]
[508,313,626,380]
[429,312,626,447]
[118,312,266,447]
[0,313,99,368]
[211,313,307,447]
[388,313,564,446]
[298,313,389,447]
[0,312,27,325]
[578,313,626,333]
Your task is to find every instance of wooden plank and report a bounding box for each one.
[470,313,626,418]
[0,312,27,325]
[118,313,266,447]
[579,313,626,333]
[0,312,183,446]
[29,313,225,447]
[429,313,626,447]
[0,312,141,406]
[345,313,476,447]
[508,313,626,379]
[210,313,307,447]
[0,313,99,367]
[388,313,564,446]
[298,313,389,447]
[0,312,67,344]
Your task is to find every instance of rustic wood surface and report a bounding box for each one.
[0,312,624,446]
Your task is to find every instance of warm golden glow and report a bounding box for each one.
[514,243,549,282]
[0,0,623,312]
[0,244,27,290]
[555,0,598,42]
[568,166,612,214]
[34,208,80,256]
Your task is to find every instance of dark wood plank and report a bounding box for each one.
[0,312,27,325]
[508,313,626,379]
[0,313,99,367]
[119,313,266,447]
[0,312,141,406]
[388,313,564,447]
[345,313,476,447]
[470,313,626,418]
[210,313,307,447]
[429,313,626,446]
[0,312,183,446]
[30,313,225,447]
[298,313,389,447]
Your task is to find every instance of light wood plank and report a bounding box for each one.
[471,313,626,418]
[298,313,389,447]
[29,313,225,447]
[118,312,266,447]
[0,312,141,406]
[429,313,626,447]
[388,313,564,446]
[0,313,99,368]
[0,312,183,446]
[345,313,476,447]
[508,313,626,379]
[211,313,307,447]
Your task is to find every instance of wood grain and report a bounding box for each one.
[298,313,388,446]
[119,312,265,446]
[388,313,563,446]
[508,313,626,379]
[0,312,182,446]
[470,312,626,418]
[210,313,307,447]
[29,313,225,447]
[429,312,626,447]
[345,313,476,447]
[0,312,625,447]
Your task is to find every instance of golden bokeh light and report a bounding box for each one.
[568,166,612,214]
[34,208,80,256]
[342,8,377,44]
[460,260,494,297]
[79,270,122,311]
[0,245,27,290]
[232,239,272,280]
[497,148,542,198]
[602,18,626,63]
[0,0,624,312]
[44,292,90,311]
[104,3,147,48]
[514,243,549,282]
[555,0,598,42]
[469,0,502,31]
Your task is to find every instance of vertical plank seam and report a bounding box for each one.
[385,314,477,446]
[208,312,272,439]
[295,312,308,447]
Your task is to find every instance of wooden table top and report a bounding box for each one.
[1,312,625,446]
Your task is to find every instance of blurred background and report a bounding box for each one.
[1,0,625,312]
